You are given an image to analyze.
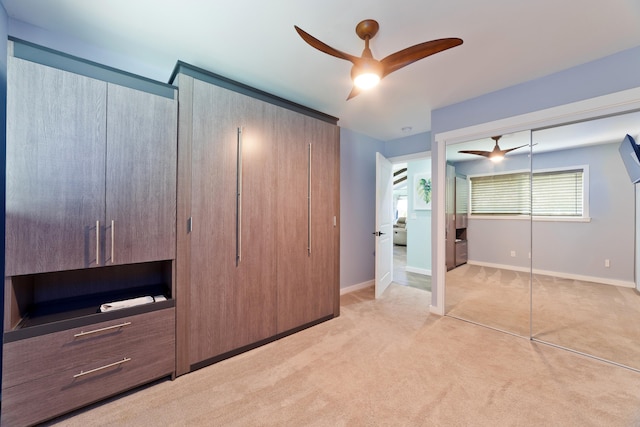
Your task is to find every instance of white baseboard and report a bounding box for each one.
[340,280,374,295]
[405,266,432,276]
[467,260,635,288]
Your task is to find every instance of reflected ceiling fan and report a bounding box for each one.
[294,19,463,100]
[458,136,527,162]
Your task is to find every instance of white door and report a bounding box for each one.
[375,152,394,298]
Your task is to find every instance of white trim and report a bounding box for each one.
[340,280,374,295]
[434,140,447,316]
[468,260,635,288]
[388,151,431,163]
[436,87,640,145]
[405,266,432,276]
[433,86,640,315]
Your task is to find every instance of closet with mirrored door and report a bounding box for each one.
[445,111,640,371]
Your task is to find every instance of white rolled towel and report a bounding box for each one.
[100,295,166,312]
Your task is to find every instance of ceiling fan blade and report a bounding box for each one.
[380,38,463,77]
[346,85,363,100]
[294,25,359,63]
[501,144,528,154]
[458,150,491,158]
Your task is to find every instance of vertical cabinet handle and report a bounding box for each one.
[96,220,100,266]
[308,142,312,256]
[111,219,115,264]
[236,127,243,266]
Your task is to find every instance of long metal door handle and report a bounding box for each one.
[236,127,243,266]
[73,357,131,379]
[308,142,312,256]
[111,219,115,264]
[96,220,100,266]
[74,321,132,338]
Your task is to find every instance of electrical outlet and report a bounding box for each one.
[510,251,516,257]
[605,259,610,268]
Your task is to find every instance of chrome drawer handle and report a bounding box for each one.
[74,321,131,338]
[73,357,131,379]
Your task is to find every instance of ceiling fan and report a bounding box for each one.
[294,19,463,100]
[458,136,527,162]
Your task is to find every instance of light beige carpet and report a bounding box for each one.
[447,263,640,370]
[46,284,640,426]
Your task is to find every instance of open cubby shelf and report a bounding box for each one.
[5,260,174,341]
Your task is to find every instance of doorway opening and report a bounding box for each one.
[389,154,432,294]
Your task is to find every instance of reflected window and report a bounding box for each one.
[470,167,586,218]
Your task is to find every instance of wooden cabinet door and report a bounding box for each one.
[308,117,339,321]
[105,84,177,265]
[5,58,107,276]
[189,81,277,365]
[276,110,338,333]
[276,109,312,332]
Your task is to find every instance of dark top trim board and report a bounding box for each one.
[10,37,177,100]
[170,61,339,125]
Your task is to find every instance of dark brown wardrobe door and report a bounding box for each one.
[188,80,277,365]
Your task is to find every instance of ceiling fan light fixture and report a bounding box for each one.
[489,152,504,162]
[351,60,383,90]
[353,72,380,89]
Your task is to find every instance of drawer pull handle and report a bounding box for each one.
[74,321,132,338]
[73,357,131,379]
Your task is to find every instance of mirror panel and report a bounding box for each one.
[531,112,640,370]
[445,130,532,337]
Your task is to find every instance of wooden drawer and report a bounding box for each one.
[3,307,173,388]
[455,240,468,266]
[1,308,175,426]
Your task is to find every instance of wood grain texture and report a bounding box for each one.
[188,81,277,365]
[105,83,177,265]
[175,74,194,376]
[5,57,107,276]
[276,110,339,332]
[1,308,175,427]
[331,124,341,317]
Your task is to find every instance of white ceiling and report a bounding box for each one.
[2,0,640,141]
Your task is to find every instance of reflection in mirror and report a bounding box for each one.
[445,130,532,337]
[530,111,640,370]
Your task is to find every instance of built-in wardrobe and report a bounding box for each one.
[2,39,178,426]
[1,40,340,425]
[170,63,340,375]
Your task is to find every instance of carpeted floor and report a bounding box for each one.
[446,263,640,370]
[46,284,640,426]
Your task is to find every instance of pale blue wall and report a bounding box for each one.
[385,132,431,158]
[406,158,432,273]
[8,19,168,81]
[430,45,640,306]
[340,128,385,287]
